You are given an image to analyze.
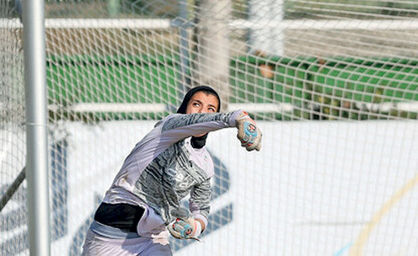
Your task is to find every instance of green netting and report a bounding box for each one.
[47,55,179,106]
[309,61,418,103]
[47,55,418,121]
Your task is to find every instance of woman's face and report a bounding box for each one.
[185,91,219,137]
[185,91,219,114]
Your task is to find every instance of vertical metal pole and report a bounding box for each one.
[249,0,284,55]
[23,0,50,255]
[195,0,231,111]
[178,0,191,99]
[108,0,120,17]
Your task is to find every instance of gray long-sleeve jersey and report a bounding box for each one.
[103,111,239,228]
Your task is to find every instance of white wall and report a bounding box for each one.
[4,121,416,255]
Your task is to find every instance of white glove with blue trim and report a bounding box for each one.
[235,110,262,151]
[168,217,201,241]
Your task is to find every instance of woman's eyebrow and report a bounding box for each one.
[192,99,203,104]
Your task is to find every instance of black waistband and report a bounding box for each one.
[94,202,144,232]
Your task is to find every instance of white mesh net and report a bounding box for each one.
[0,0,26,254]
[1,0,417,255]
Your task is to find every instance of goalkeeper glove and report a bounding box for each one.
[235,110,262,151]
[168,217,202,241]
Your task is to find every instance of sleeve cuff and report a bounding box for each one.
[192,213,208,228]
[228,110,243,127]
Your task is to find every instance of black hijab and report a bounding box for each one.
[176,86,221,148]
[176,85,221,114]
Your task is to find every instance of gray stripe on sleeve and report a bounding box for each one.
[162,112,236,132]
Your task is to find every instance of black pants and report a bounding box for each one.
[94,202,145,232]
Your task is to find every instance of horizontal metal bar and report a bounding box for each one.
[3,18,418,30]
[47,102,418,114]
[49,103,167,113]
